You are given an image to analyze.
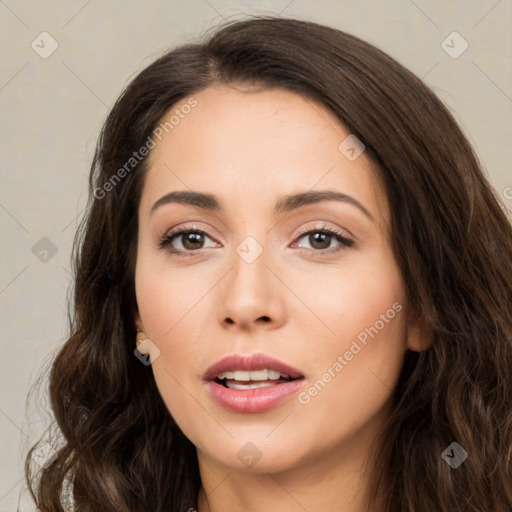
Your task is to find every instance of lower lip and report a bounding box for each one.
[205,379,305,413]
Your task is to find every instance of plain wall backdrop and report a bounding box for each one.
[1,0,511,509]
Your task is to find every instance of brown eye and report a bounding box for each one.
[180,232,206,250]
[304,232,333,250]
[295,227,354,254]
[159,227,218,256]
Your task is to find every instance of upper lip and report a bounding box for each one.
[204,353,304,381]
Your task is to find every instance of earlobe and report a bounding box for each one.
[406,319,434,352]
[136,328,150,355]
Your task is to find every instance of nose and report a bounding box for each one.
[217,241,286,331]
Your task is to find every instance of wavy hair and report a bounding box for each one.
[25,16,512,512]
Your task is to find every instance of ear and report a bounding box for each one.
[134,311,144,332]
[406,314,434,352]
[133,312,150,355]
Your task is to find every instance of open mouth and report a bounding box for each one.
[215,369,300,390]
[204,354,306,413]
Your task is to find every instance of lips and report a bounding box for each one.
[203,353,305,414]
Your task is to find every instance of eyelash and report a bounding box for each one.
[158,224,354,258]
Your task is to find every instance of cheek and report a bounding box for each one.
[134,255,216,427]
[135,252,214,339]
[293,253,407,415]
[291,253,406,357]
[135,270,205,380]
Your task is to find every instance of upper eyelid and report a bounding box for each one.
[294,223,352,239]
[162,224,353,248]
[163,223,349,239]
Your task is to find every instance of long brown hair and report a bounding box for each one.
[25,16,512,511]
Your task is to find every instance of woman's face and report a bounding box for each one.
[135,85,416,475]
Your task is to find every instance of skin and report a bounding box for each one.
[134,85,428,512]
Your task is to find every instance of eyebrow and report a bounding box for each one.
[150,190,375,222]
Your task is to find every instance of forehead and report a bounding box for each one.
[141,85,388,227]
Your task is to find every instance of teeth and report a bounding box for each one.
[234,370,251,381]
[217,369,290,381]
[226,381,276,390]
[248,369,268,380]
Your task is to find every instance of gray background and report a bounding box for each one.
[1,0,511,509]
